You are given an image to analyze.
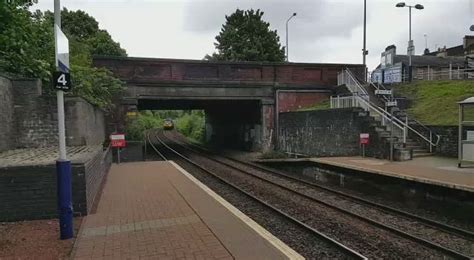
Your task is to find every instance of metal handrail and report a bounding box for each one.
[338,69,440,148]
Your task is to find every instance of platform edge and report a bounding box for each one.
[168,160,304,260]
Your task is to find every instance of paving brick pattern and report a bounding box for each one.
[72,162,233,260]
[312,156,474,192]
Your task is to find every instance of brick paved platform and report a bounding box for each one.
[72,161,301,260]
[309,156,473,192]
[257,156,473,192]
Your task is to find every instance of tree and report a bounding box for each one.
[207,9,285,62]
[0,4,125,109]
[0,3,54,80]
[43,8,127,58]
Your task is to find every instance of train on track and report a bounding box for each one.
[163,119,174,130]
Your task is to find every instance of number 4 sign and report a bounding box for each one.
[53,71,72,91]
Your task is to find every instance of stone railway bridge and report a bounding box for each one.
[93,56,364,150]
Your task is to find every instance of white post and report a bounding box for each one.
[449,63,453,80]
[54,0,73,240]
[429,132,433,153]
[54,2,66,161]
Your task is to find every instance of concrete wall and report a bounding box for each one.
[0,77,14,152]
[0,76,105,150]
[65,97,105,146]
[0,148,111,221]
[278,108,388,157]
[430,126,459,157]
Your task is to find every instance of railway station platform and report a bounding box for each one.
[71,161,302,259]
[257,156,473,192]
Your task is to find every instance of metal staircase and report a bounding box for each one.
[332,69,440,159]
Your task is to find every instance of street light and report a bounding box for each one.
[396,2,424,81]
[362,0,368,81]
[286,12,297,62]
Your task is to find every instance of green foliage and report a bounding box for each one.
[394,80,474,125]
[43,9,127,57]
[0,4,126,109]
[0,3,54,80]
[125,110,205,141]
[126,111,164,140]
[87,30,127,57]
[71,65,124,109]
[207,9,285,62]
[297,100,330,111]
[175,111,205,142]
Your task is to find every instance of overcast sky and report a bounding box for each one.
[32,0,474,70]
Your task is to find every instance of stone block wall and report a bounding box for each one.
[430,126,459,157]
[0,77,14,152]
[84,147,112,213]
[278,108,388,158]
[65,97,105,146]
[0,76,106,150]
[0,148,111,221]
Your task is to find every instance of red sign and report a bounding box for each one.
[360,133,369,145]
[110,133,126,148]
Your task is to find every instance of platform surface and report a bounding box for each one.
[72,161,300,260]
[310,156,473,192]
[0,146,102,167]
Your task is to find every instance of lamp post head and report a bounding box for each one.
[293,12,297,16]
[396,2,406,7]
[414,4,424,10]
[470,25,474,31]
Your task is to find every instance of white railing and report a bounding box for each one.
[331,94,407,143]
[413,67,474,81]
[336,69,440,149]
[338,69,369,98]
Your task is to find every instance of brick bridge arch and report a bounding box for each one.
[93,56,364,150]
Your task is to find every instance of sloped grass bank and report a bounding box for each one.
[394,80,474,125]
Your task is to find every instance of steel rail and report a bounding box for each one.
[145,130,167,161]
[151,130,368,260]
[197,146,473,239]
[180,136,474,239]
[164,134,473,260]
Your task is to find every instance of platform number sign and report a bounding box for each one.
[53,71,71,91]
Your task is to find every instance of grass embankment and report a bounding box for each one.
[394,80,474,125]
[297,99,331,111]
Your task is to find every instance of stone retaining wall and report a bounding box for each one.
[278,108,388,158]
[0,76,105,150]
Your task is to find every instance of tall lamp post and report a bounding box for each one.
[396,2,424,82]
[362,0,368,81]
[286,12,297,62]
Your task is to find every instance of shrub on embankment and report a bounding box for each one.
[394,80,474,125]
[126,110,205,141]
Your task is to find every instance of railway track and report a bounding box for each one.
[146,130,367,259]
[152,130,473,259]
[168,133,474,252]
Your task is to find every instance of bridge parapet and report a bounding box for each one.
[93,56,365,88]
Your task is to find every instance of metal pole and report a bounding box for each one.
[408,6,412,82]
[458,104,463,167]
[390,112,394,161]
[286,21,289,62]
[54,0,73,240]
[285,13,296,62]
[363,0,367,81]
